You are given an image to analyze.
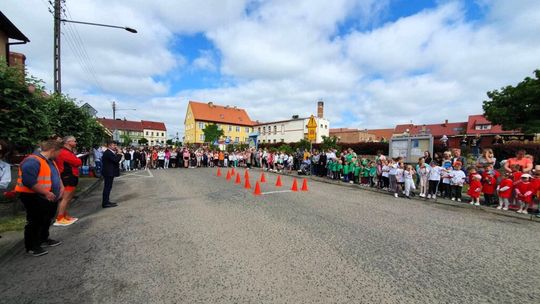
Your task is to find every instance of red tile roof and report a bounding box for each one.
[141,120,167,131]
[189,101,255,126]
[394,121,468,137]
[366,129,394,140]
[97,118,143,132]
[466,114,520,135]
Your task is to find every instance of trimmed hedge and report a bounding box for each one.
[259,142,389,155]
[260,142,540,162]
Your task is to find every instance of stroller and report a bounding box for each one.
[297,159,312,175]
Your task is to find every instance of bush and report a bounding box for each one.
[259,142,389,155]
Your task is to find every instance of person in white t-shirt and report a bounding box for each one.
[395,162,405,198]
[449,162,466,202]
[403,165,417,199]
[427,162,442,199]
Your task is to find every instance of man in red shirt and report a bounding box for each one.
[54,136,86,226]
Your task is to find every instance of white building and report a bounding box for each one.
[255,101,330,144]
[141,120,167,146]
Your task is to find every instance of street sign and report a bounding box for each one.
[225,137,231,144]
[306,115,317,141]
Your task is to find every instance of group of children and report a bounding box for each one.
[326,156,377,186]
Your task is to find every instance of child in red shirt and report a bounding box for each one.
[515,174,534,214]
[511,164,523,184]
[468,174,482,206]
[482,171,497,206]
[497,172,513,211]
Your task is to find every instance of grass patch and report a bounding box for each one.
[0,214,26,234]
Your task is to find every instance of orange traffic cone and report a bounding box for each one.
[276,175,283,187]
[260,172,267,183]
[235,172,241,184]
[217,167,222,177]
[291,178,298,191]
[231,168,236,175]
[226,170,231,181]
[244,170,250,180]
[301,179,308,191]
[244,177,252,189]
[253,181,262,196]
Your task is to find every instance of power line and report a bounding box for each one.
[60,3,107,93]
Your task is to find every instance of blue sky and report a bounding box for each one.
[3,0,540,138]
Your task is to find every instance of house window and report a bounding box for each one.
[245,127,250,133]
[217,124,222,130]
[325,125,327,129]
[236,126,240,132]
[200,134,205,141]
[228,125,232,132]
[273,139,277,143]
[281,139,284,143]
[235,137,239,143]
[475,124,491,130]
[151,132,154,136]
[199,122,205,129]
[263,127,266,134]
[274,126,277,134]
[146,131,149,135]
[258,127,261,133]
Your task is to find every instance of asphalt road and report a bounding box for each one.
[1,167,539,304]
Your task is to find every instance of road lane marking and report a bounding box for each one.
[117,168,154,179]
[261,190,293,195]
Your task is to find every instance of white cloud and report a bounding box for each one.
[3,0,540,140]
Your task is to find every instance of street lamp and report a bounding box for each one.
[53,0,138,94]
[60,19,138,33]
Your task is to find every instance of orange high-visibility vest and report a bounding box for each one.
[15,155,58,194]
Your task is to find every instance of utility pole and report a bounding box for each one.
[112,101,116,120]
[53,0,62,94]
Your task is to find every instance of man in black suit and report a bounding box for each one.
[102,140,123,208]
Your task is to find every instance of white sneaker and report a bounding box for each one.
[419,193,424,198]
[474,202,480,206]
[502,207,508,211]
[457,199,461,202]
[469,201,474,205]
[451,198,455,201]
[516,209,522,213]
[426,194,431,199]
[522,210,528,214]
[394,193,398,198]
[496,206,502,210]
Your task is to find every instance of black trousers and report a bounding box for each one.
[452,185,463,199]
[102,176,115,206]
[428,180,439,195]
[20,194,58,251]
[484,194,496,206]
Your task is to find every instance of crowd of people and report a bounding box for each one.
[105,145,539,216]
[2,137,539,257]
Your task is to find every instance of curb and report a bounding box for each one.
[249,167,540,223]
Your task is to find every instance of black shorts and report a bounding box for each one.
[62,174,79,187]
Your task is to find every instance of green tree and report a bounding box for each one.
[138,137,148,145]
[0,61,51,152]
[202,123,224,143]
[120,134,133,145]
[45,93,108,148]
[166,139,174,146]
[296,138,311,151]
[483,70,540,134]
[320,135,339,152]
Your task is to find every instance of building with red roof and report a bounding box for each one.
[184,101,255,144]
[97,118,168,146]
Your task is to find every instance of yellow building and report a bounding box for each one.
[184,101,255,144]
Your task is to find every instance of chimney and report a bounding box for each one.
[317,100,324,118]
[208,102,214,107]
[444,119,448,126]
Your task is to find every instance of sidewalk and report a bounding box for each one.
[249,167,540,223]
[0,177,102,261]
